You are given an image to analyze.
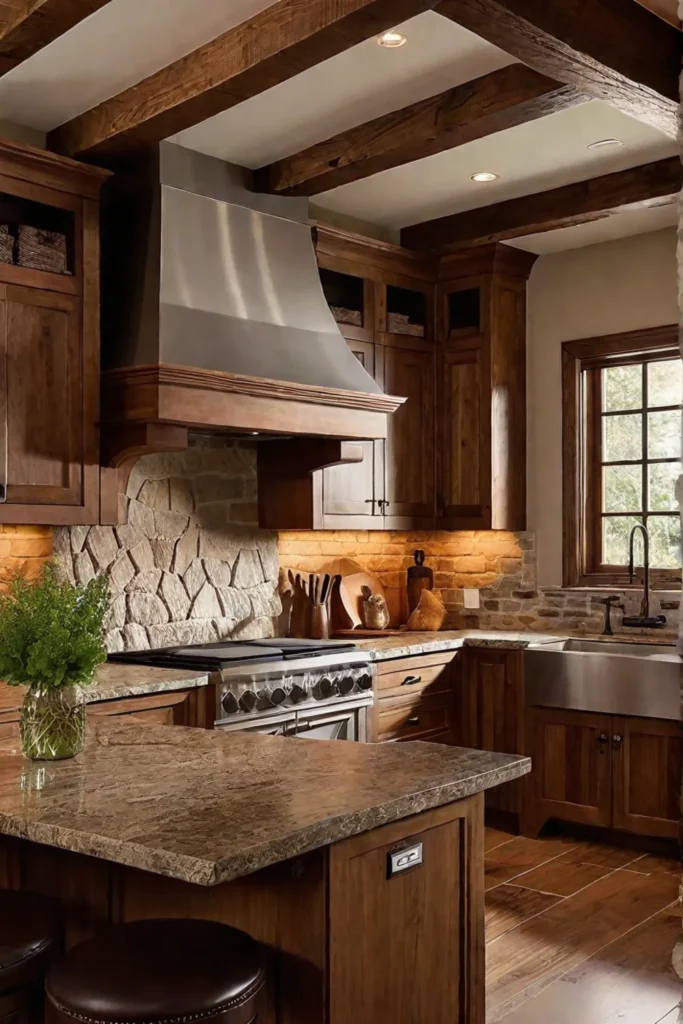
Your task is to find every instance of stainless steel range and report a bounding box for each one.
[109,639,374,741]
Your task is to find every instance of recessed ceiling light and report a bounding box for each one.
[587,138,624,151]
[470,172,499,183]
[377,29,407,47]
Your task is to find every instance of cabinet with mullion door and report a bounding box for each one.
[315,231,436,531]
[0,142,108,525]
[525,705,682,840]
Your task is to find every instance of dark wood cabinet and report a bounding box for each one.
[437,247,534,531]
[526,706,681,840]
[0,140,107,525]
[611,715,682,839]
[526,706,612,830]
[374,651,456,744]
[455,647,525,813]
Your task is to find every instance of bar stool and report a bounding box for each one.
[46,919,267,1024]
[0,889,62,1024]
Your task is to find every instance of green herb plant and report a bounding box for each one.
[0,561,109,690]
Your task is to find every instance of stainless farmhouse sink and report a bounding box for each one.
[524,638,681,721]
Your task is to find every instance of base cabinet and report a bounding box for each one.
[455,648,525,813]
[374,652,456,744]
[527,706,681,840]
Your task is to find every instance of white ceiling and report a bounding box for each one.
[0,0,278,131]
[314,100,679,230]
[510,202,678,255]
[170,12,515,166]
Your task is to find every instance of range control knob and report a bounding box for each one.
[221,692,239,715]
[289,683,307,704]
[314,676,334,700]
[357,672,373,691]
[271,686,287,706]
[337,675,355,695]
[238,690,258,713]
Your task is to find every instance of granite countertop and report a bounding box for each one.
[0,719,530,886]
[85,663,210,702]
[354,630,565,661]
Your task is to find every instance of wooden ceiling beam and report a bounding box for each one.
[256,64,586,197]
[48,0,442,163]
[0,0,112,75]
[401,156,683,252]
[436,0,680,136]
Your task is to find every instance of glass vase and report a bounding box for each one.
[20,684,86,760]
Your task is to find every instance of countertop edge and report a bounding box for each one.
[86,673,211,703]
[0,753,530,887]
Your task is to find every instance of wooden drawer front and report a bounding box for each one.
[87,691,190,725]
[376,652,455,699]
[378,692,452,743]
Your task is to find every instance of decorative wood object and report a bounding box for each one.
[0,137,109,526]
[402,157,683,252]
[257,65,583,196]
[99,423,189,526]
[0,0,113,77]
[407,549,433,613]
[405,589,446,631]
[48,0,443,162]
[437,0,679,135]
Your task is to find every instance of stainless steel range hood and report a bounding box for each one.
[101,144,401,442]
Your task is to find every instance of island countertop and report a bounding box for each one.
[0,720,529,886]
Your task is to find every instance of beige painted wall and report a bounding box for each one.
[526,227,679,587]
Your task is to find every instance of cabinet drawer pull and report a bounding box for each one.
[401,675,423,686]
[407,716,420,726]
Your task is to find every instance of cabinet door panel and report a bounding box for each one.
[438,344,489,527]
[321,338,384,524]
[457,649,524,813]
[612,716,682,839]
[528,707,611,828]
[1,289,82,506]
[383,343,435,525]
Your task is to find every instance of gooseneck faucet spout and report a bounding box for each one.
[628,523,649,619]
[623,524,666,629]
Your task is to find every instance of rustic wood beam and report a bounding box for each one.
[256,65,585,197]
[437,0,680,135]
[48,0,441,163]
[401,157,683,252]
[0,0,112,75]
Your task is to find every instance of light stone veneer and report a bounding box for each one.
[54,443,281,653]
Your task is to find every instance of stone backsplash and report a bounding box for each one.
[279,529,680,637]
[54,443,280,652]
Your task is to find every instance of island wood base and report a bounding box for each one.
[0,793,485,1024]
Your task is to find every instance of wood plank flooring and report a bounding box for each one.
[484,826,682,1024]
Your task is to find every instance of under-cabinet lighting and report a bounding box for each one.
[377,29,407,47]
[470,172,499,183]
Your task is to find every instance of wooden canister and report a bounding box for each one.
[407,549,433,614]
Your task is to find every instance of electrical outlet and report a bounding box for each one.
[463,589,480,610]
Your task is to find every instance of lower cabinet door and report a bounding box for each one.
[611,715,682,840]
[528,707,612,828]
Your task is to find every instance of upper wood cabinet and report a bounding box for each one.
[0,140,108,525]
[437,246,535,531]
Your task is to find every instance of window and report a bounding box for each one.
[563,326,682,588]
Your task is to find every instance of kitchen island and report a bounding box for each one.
[0,719,529,1023]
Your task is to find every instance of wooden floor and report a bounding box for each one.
[484,826,682,1023]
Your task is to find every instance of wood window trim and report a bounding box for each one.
[562,323,681,589]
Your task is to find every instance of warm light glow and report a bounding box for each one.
[377,29,407,47]
[470,172,499,183]
[587,138,624,151]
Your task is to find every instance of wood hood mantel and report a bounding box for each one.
[99,363,404,525]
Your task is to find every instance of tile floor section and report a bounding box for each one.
[484,827,682,1023]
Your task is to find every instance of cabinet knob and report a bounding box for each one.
[378,499,390,511]
[612,734,623,745]
[598,733,608,743]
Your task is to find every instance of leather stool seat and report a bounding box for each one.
[46,919,267,1024]
[0,890,62,992]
